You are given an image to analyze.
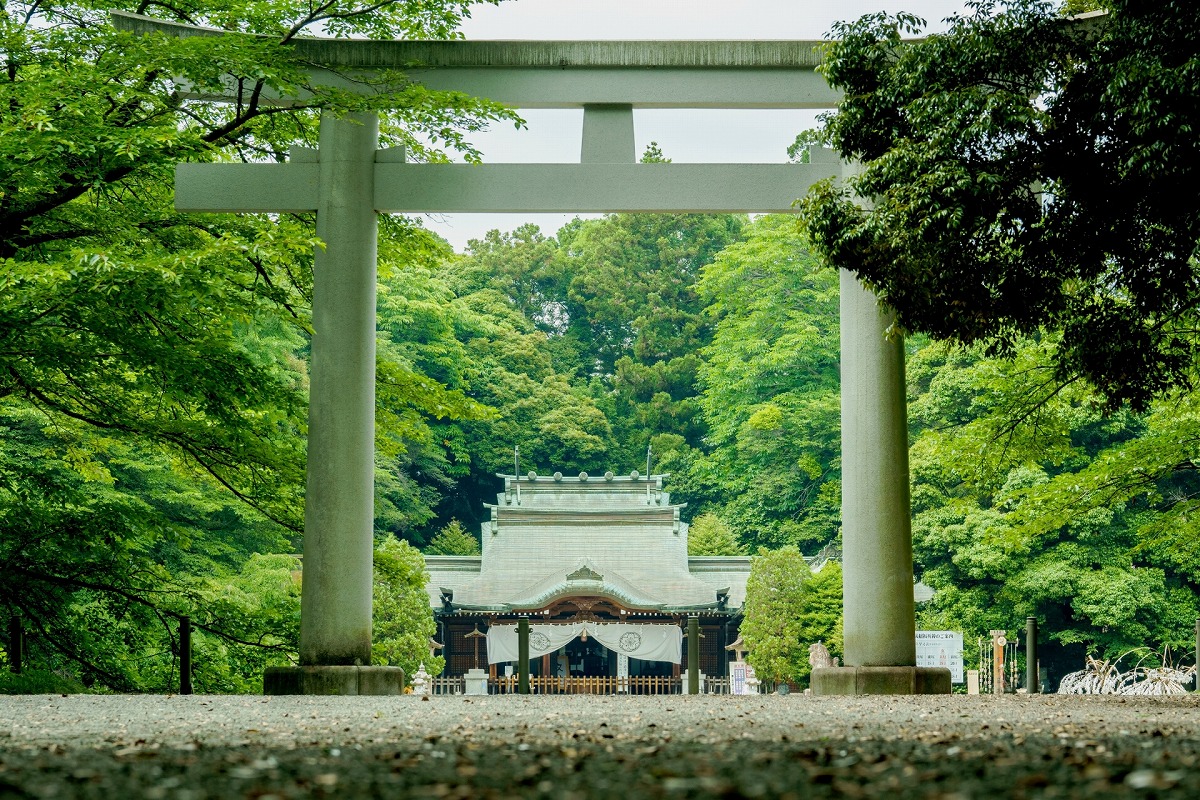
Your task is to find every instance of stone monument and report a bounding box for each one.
[808,642,839,669]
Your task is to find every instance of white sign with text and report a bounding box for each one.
[916,631,964,683]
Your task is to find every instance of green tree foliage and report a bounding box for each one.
[907,338,1200,680]
[3,2,510,488]
[786,128,828,164]
[0,400,298,690]
[425,519,480,556]
[796,562,844,683]
[372,537,442,677]
[742,547,809,685]
[688,216,841,551]
[397,256,615,529]
[562,210,745,467]
[455,211,745,389]
[374,242,496,545]
[188,554,302,693]
[802,0,1200,409]
[0,669,86,695]
[0,0,514,690]
[448,224,568,339]
[741,547,842,688]
[686,513,744,556]
[430,201,744,529]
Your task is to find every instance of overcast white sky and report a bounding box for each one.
[423,0,972,250]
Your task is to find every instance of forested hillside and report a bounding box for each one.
[10,190,1198,687]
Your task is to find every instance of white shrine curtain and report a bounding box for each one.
[486,622,682,665]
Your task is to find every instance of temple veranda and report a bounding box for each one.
[114,10,950,696]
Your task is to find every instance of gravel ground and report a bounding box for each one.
[2,693,1200,799]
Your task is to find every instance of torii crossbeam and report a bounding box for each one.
[115,11,948,696]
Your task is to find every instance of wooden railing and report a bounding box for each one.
[480,676,744,695]
[705,676,731,695]
[424,674,747,696]
[491,675,684,695]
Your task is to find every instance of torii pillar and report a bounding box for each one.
[267,112,403,695]
[809,272,950,695]
[295,113,387,679]
[810,162,948,695]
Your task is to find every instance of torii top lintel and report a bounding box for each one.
[113,11,847,214]
[110,11,838,109]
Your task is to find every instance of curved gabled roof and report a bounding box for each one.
[501,559,667,611]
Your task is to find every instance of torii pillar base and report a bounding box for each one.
[263,666,406,696]
[811,666,951,696]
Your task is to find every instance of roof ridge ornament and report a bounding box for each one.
[566,563,603,582]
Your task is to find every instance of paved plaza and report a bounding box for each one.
[2,694,1199,798]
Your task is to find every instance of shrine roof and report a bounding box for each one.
[426,472,740,612]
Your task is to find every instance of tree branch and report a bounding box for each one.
[135,0,198,25]
[8,566,296,653]
[10,600,135,690]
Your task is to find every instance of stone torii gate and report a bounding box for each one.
[115,12,949,696]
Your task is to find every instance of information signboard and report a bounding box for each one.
[916,631,964,683]
[731,662,748,695]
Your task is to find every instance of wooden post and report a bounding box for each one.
[517,618,530,695]
[992,631,1006,694]
[8,615,23,675]
[687,616,700,695]
[179,616,193,695]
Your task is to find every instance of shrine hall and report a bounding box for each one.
[424,472,753,691]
